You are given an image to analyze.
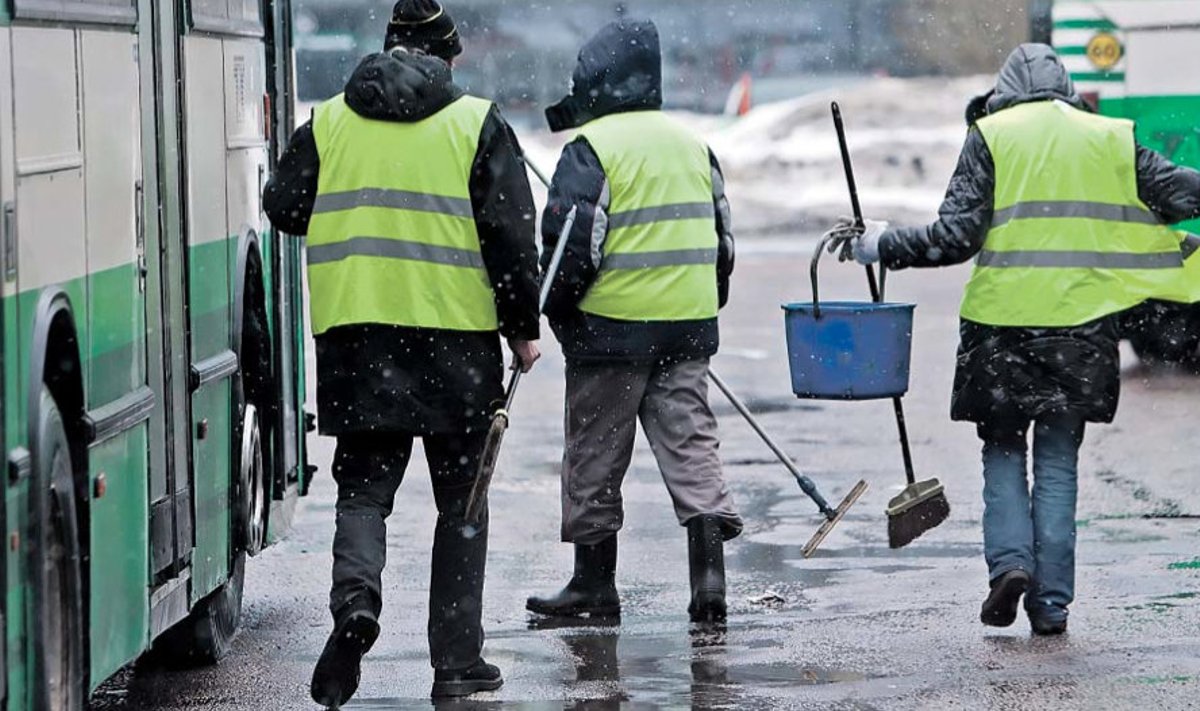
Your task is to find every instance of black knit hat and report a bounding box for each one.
[384,0,462,61]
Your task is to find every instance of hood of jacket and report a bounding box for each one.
[983,43,1087,115]
[344,48,464,123]
[545,20,663,133]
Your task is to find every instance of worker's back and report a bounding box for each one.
[307,90,498,336]
[963,100,1184,327]
[577,111,720,323]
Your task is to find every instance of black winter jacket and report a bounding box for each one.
[540,20,735,363]
[264,50,540,436]
[878,44,1200,425]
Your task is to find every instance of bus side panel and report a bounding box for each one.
[182,37,232,361]
[188,382,231,598]
[1120,29,1200,233]
[11,25,89,708]
[183,35,234,601]
[78,28,151,685]
[0,23,25,711]
[86,432,148,687]
[81,30,145,405]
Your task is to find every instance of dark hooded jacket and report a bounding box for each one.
[263,50,540,436]
[540,21,735,362]
[878,44,1200,426]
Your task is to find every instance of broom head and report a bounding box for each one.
[886,477,950,549]
[465,409,510,524]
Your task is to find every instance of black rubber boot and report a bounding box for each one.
[526,535,620,618]
[980,569,1031,628]
[310,607,381,708]
[687,516,728,623]
[431,658,504,698]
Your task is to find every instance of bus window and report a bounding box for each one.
[12,0,135,25]
[189,0,263,37]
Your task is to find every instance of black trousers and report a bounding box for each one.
[329,430,488,671]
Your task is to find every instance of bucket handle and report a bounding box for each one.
[810,233,833,320]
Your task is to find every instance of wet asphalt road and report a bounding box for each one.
[95,246,1200,710]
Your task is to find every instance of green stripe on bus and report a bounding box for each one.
[1056,46,1088,56]
[1054,19,1118,30]
[1071,72,1126,83]
[1099,94,1200,236]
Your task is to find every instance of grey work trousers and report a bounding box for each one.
[561,357,743,545]
[330,431,487,671]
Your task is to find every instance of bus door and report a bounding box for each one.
[263,0,310,508]
[182,0,271,598]
[140,0,196,636]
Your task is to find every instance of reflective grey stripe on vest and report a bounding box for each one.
[977,250,1183,269]
[991,201,1161,228]
[602,248,718,270]
[607,202,714,230]
[1183,233,1200,260]
[308,237,485,268]
[312,188,474,219]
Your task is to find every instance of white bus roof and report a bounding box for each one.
[1055,1,1200,30]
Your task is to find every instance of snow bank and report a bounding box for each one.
[706,75,992,236]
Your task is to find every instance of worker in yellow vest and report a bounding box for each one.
[525,20,743,624]
[830,44,1200,635]
[264,1,540,704]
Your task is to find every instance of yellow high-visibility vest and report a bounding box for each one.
[576,111,719,322]
[308,94,497,335]
[962,100,1187,327]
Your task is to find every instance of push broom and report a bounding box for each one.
[832,102,950,548]
[511,157,865,555]
[709,370,868,557]
[464,203,577,525]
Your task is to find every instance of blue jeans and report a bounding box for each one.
[979,413,1085,622]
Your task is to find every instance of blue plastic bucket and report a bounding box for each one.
[782,301,915,400]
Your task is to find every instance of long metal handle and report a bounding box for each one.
[833,102,914,485]
[708,369,835,518]
[522,155,553,191]
[832,101,886,303]
[498,205,577,412]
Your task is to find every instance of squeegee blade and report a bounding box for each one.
[802,479,868,558]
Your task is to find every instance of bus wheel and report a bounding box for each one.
[1125,301,1200,365]
[36,388,86,710]
[147,554,245,669]
[236,404,266,556]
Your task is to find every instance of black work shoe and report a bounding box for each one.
[1030,616,1068,636]
[310,610,380,708]
[980,569,1031,628]
[687,516,728,623]
[526,536,620,618]
[431,659,504,698]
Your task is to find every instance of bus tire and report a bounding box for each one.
[148,553,246,669]
[34,387,87,711]
[1124,301,1200,365]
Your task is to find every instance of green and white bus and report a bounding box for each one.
[0,1,310,708]
[1054,0,1200,362]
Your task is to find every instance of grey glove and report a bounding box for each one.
[826,217,862,262]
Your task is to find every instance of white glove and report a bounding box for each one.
[852,219,888,265]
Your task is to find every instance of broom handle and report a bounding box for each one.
[708,369,836,518]
[834,102,917,487]
[499,200,577,413]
